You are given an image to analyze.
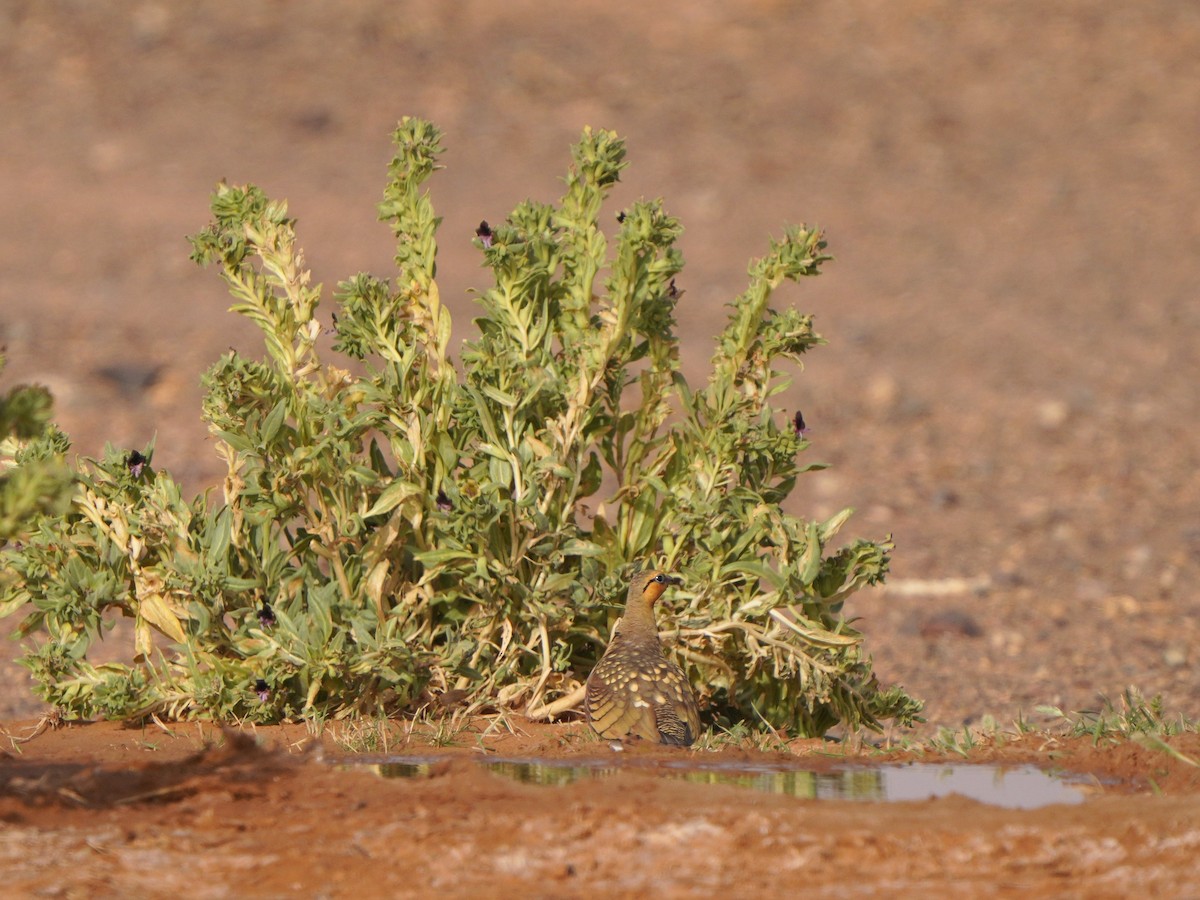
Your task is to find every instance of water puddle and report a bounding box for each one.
[362,756,1090,809]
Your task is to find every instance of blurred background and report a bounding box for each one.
[2,0,1198,729]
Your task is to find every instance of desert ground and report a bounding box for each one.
[2,1,1199,895]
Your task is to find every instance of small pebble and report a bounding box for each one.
[1164,647,1187,668]
[1036,399,1070,430]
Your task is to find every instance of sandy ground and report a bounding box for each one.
[2,1,1200,893]
[0,719,1198,897]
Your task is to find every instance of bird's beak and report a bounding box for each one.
[665,575,683,586]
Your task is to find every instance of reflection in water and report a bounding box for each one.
[368,757,1088,809]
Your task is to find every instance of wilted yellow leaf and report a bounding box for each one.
[138,591,187,644]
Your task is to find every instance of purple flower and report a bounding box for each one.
[126,450,148,479]
[475,221,494,249]
[792,410,809,437]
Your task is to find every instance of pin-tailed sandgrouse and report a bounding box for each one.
[585,569,701,746]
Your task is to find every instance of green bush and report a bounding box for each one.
[0,119,921,735]
[0,353,74,544]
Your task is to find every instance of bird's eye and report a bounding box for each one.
[653,574,666,583]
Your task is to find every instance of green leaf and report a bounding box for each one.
[797,520,823,585]
[413,547,478,566]
[480,384,518,409]
[261,399,288,444]
[719,559,785,592]
[364,479,422,518]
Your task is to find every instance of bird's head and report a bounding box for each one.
[629,568,683,607]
